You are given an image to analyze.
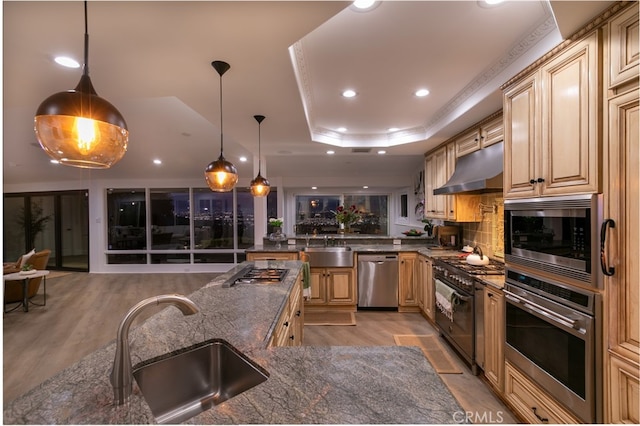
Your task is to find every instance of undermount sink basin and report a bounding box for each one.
[302,246,354,268]
[132,339,269,424]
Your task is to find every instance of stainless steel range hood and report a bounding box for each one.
[433,142,503,195]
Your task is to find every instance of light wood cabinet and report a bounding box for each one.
[608,4,639,89]
[505,361,581,424]
[305,267,356,310]
[504,30,601,198]
[424,143,482,222]
[418,254,434,321]
[424,146,449,219]
[603,82,640,423]
[270,274,303,347]
[399,252,419,312]
[483,285,504,392]
[480,115,504,148]
[246,251,298,261]
[455,129,481,158]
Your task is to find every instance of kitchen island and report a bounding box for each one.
[3,261,464,424]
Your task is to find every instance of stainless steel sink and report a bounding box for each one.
[132,339,269,424]
[302,246,354,267]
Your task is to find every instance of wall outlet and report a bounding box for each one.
[288,239,296,245]
[393,239,402,245]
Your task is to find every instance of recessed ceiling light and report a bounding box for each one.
[50,159,60,164]
[54,56,80,68]
[478,0,504,7]
[388,127,399,132]
[378,150,386,155]
[363,186,369,189]
[311,186,318,190]
[415,88,430,97]
[153,159,162,165]
[327,150,335,155]
[342,89,357,98]
[239,156,248,162]
[337,127,347,132]
[353,0,376,9]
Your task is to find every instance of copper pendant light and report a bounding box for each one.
[204,60,238,192]
[34,1,129,169]
[250,115,271,197]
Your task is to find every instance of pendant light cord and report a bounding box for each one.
[257,121,262,174]
[83,0,89,77]
[219,72,224,156]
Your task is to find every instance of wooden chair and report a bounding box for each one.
[4,249,51,306]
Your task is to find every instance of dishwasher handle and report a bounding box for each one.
[358,254,398,263]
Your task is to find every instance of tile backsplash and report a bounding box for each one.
[460,193,504,259]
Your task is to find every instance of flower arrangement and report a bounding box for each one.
[268,217,283,228]
[333,205,361,225]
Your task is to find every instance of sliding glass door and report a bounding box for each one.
[3,191,89,271]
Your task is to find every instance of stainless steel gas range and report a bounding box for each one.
[432,256,504,375]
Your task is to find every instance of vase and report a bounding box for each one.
[338,223,345,234]
[269,228,286,249]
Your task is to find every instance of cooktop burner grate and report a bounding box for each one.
[234,268,289,284]
[436,257,505,276]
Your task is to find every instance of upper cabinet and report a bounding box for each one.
[608,4,640,89]
[424,146,449,219]
[424,112,502,221]
[481,115,504,148]
[503,30,601,199]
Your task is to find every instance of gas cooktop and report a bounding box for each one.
[436,257,505,276]
[232,268,289,285]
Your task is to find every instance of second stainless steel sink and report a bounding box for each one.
[302,246,354,268]
[132,339,269,424]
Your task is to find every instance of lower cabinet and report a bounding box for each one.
[483,285,504,392]
[270,274,303,347]
[418,254,434,320]
[246,252,299,261]
[504,362,581,424]
[399,252,419,312]
[305,267,356,311]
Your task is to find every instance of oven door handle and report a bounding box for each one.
[504,291,582,331]
[454,292,471,303]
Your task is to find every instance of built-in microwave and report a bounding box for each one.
[504,194,603,288]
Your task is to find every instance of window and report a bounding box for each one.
[106,187,256,265]
[150,188,189,250]
[294,194,388,235]
[107,189,146,250]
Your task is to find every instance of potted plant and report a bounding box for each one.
[17,202,51,250]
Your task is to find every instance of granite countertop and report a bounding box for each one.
[3,261,464,424]
[246,244,459,257]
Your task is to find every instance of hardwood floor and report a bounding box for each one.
[4,273,517,424]
[304,311,518,424]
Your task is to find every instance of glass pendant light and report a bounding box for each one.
[204,60,238,192]
[34,1,129,169]
[250,115,271,197]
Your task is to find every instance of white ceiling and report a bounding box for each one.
[2,1,614,188]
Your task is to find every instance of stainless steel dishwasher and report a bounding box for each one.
[358,254,399,309]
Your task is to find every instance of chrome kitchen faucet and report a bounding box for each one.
[110,294,200,405]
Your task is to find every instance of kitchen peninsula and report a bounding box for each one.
[3,261,464,424]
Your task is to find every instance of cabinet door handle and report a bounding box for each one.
[283,321,289,327]
[529,179,536,185]
[536,177,545,183]
[600,219,616,276]
[532,407,548,423]
[295,310,301,317]
[488,292,493,298]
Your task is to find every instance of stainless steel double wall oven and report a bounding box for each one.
[504,194,605,423]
